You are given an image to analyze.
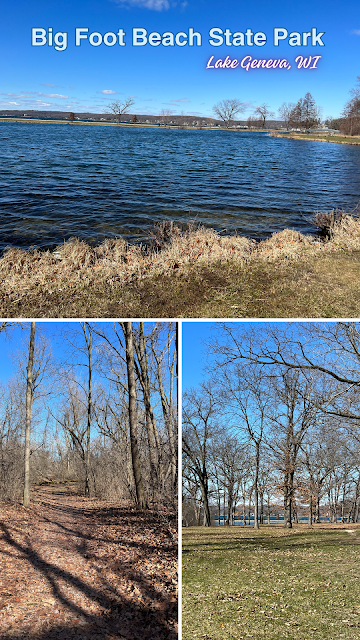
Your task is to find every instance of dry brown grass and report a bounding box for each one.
[1,215,360,318]
[0,226,253,299]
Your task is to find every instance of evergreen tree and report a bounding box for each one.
[289,93,321,131]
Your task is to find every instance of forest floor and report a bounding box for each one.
[0,484,178,640]
[183,524,360,640]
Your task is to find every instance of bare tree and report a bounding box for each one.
[81,322,93,497]
[341,78,360,136]
[254,104,275,128]
[215,363,270,529]
[159,109,173,125]
[213,99,246,128]
[182,384,218,526]
[107,98,135,124]
[278,102,295,130]
[122,322,148,509]
[23,322,36,508]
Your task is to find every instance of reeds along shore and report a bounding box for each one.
[1,213,360,297]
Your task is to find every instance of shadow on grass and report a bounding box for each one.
[182,529,359,554]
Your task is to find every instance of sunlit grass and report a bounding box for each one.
[182,525,360,640]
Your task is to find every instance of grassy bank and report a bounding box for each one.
[270,132,360,145]
[182,525,360,640]
[2,216,360,318]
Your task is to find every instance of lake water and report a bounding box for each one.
[2,123,360,252]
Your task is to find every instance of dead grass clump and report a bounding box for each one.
[312,208,357,237]
[158,226,254,268]
[255,228,320,261]
[326,214,360,250]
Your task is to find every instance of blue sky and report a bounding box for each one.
[1,0,359,118]
[182,321,277,390]
[0,322,99,384]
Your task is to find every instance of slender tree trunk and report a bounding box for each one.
[248,488,253,526]
[284,470,294,528]
[82,323,92,498]
[23,322,36,508]
[254,442,260,529]
[123,322,148,509]
[134,324,163,492]
[260,491,264,525]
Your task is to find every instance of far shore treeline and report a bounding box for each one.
[2,76,360,133]
[0,108,285,129]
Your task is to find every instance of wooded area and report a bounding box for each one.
[183,322,360,529]
[0,321,178,639]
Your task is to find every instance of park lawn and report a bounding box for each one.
[182,525,360,640]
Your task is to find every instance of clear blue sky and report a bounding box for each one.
[0,322,101,384]
[1,0,359,118]
[182,321,284,390]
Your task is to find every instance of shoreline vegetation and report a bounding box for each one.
[2,212,360,318]
[269,131,360,145]
[0,117,268,131]
[2,118,360,144]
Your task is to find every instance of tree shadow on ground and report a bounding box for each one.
[0,517,177,640]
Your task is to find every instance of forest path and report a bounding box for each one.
[0,485,177,640]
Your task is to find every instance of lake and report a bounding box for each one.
[1,123,360,252]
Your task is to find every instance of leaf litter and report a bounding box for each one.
[0,485,178,640]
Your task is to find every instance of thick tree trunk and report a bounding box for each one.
[23,322,36,508]
[201,484,211,527]
[123,322,148,509]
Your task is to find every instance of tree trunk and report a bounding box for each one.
[23,322,36,508]
[259,491,264,525]
[82,323,92,498]
[123,322,148,509]
[283,470,294,528]
[200,476,211,526]
[254,442,260,529]
[134,323,163,492]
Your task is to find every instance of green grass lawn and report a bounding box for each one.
[182,525,360,640]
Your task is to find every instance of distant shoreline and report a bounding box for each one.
[3,119,360,143]
[0,117,270,132]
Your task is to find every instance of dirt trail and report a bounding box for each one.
[0,485,177,640]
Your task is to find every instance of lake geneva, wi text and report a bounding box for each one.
[206,55,322,70]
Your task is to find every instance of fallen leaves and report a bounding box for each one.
[0,485,178,639]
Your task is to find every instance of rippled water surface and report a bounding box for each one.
[1,123,360,251]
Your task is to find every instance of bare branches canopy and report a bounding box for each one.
[107,98,136,124]
[212,99,246,128]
